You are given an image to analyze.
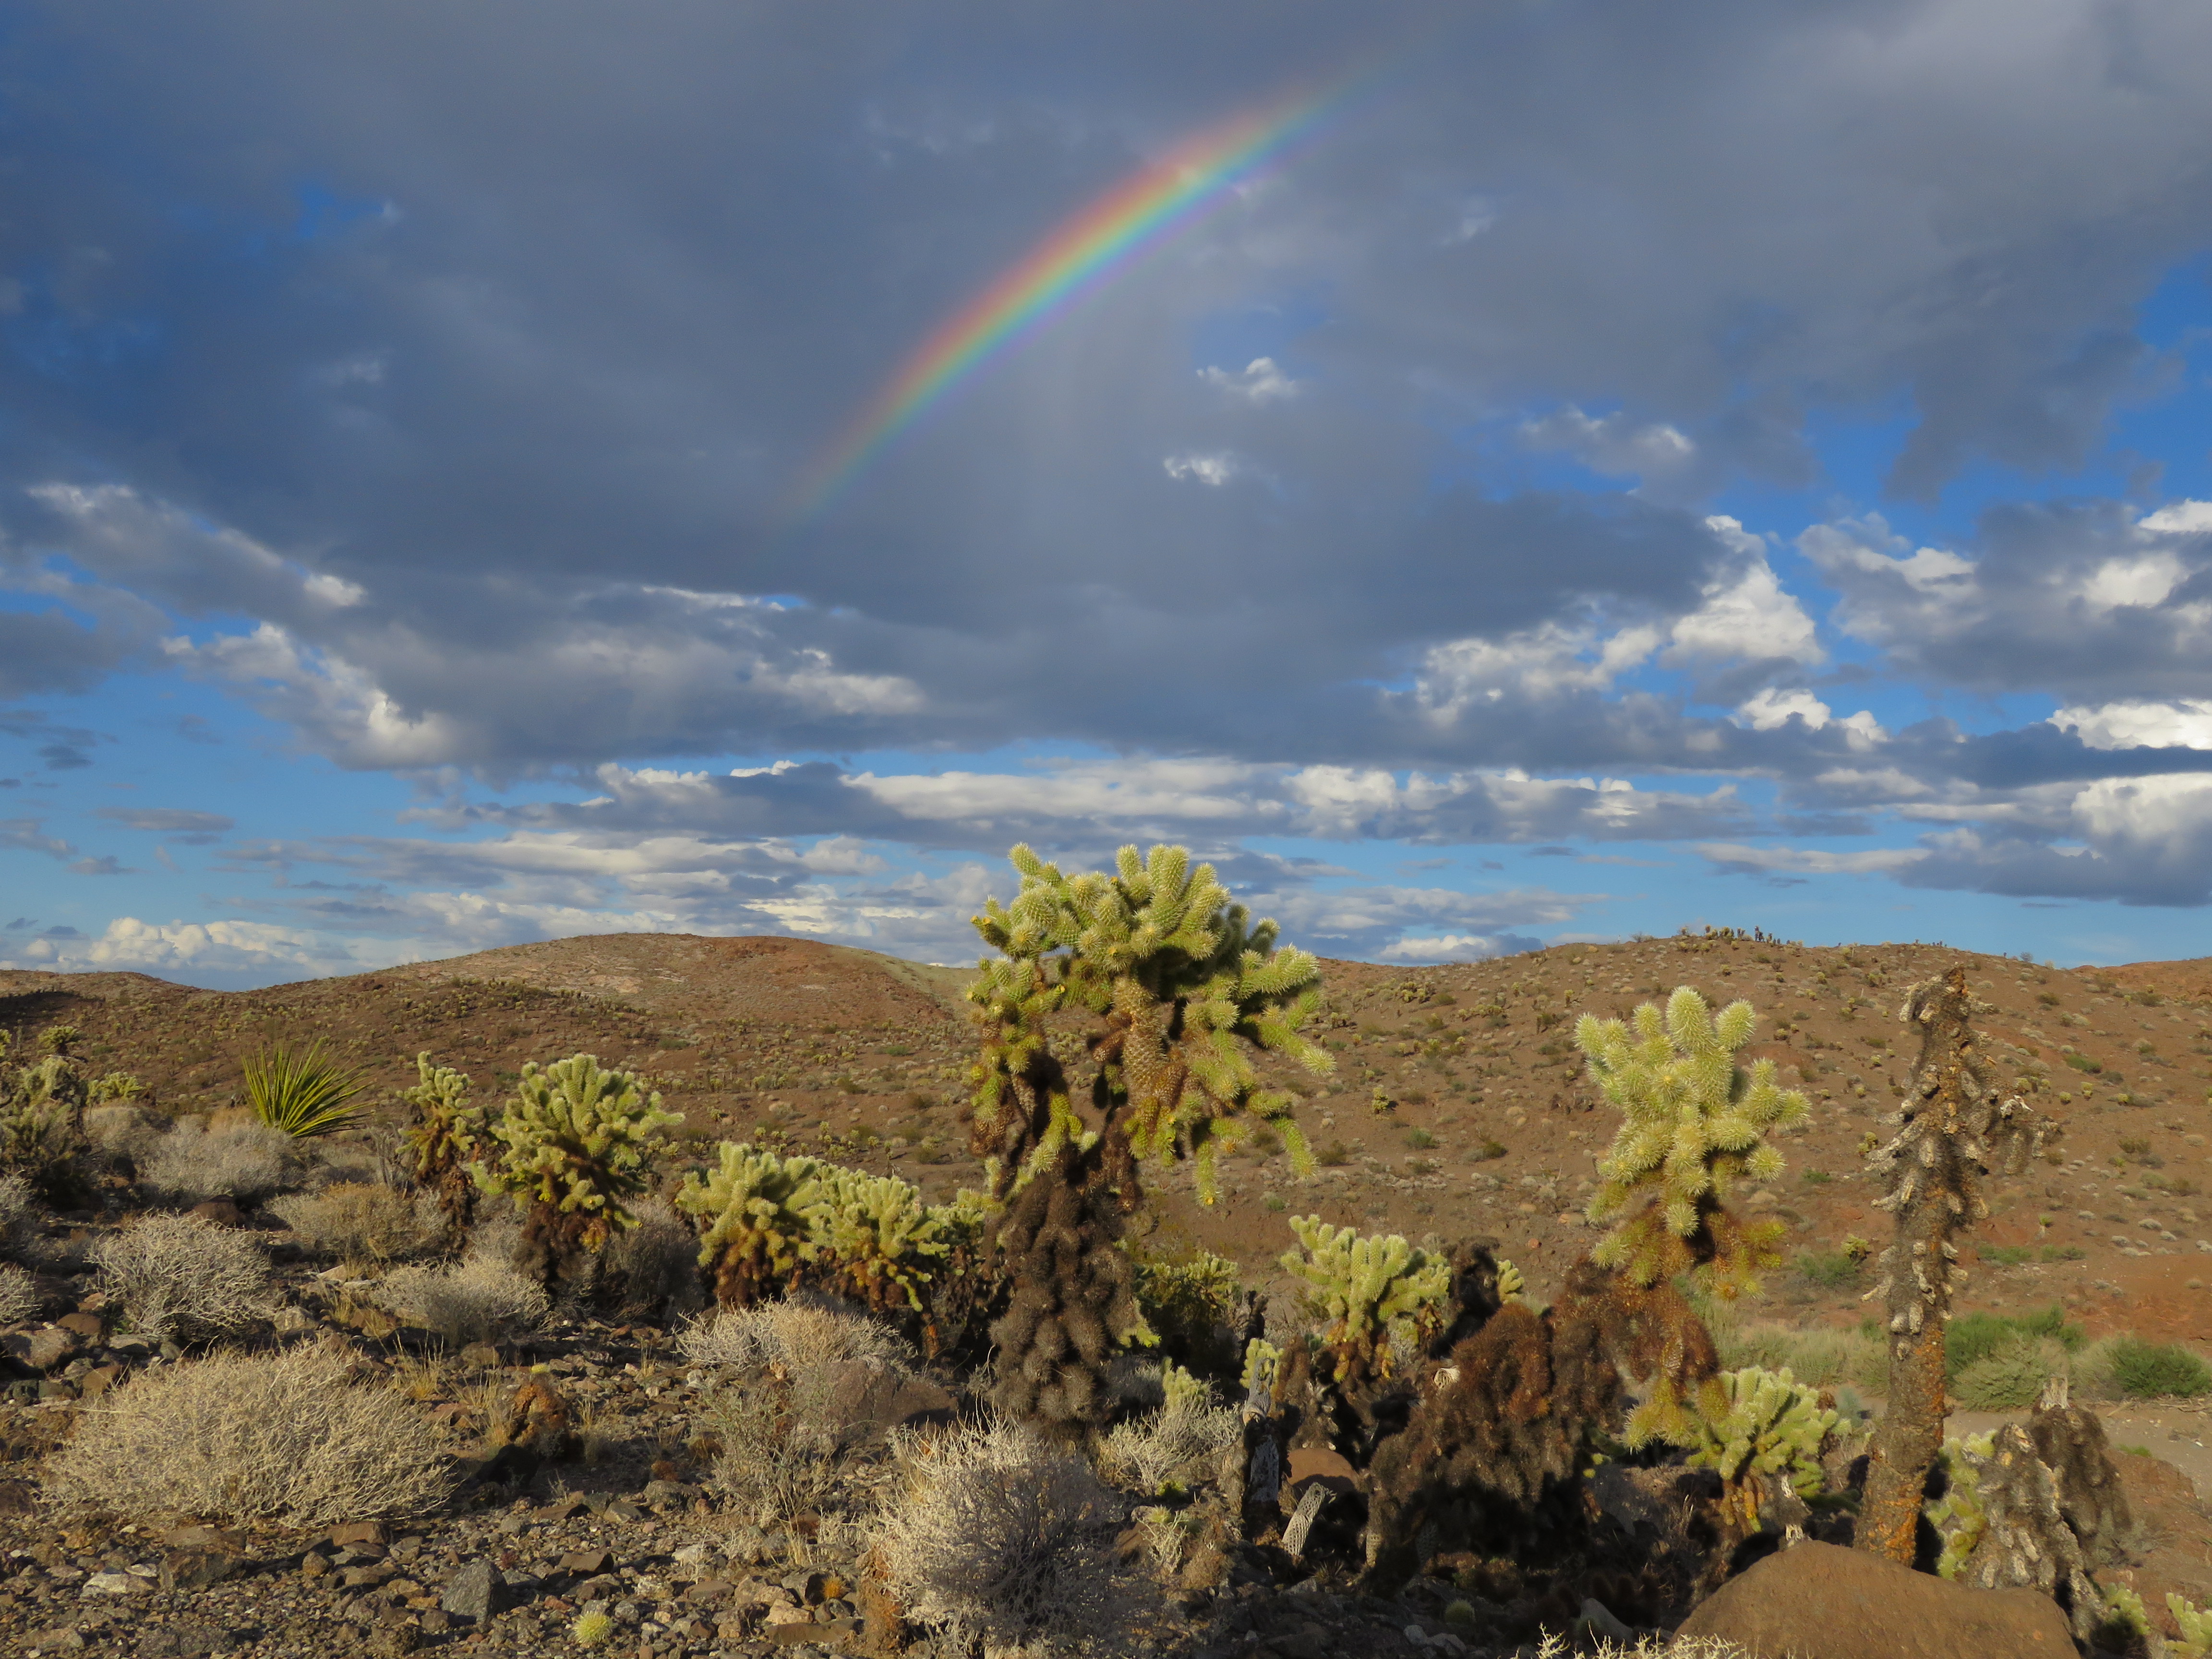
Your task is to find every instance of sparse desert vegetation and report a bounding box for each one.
[3,880,2212,1655]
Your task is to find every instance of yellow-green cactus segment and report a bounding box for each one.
[1652,1365,1839,1503]
[1575,986,1808,1296]
[674,1141,824,1301]
[1280,1215,1451,1380]
[472,1053,681,1239]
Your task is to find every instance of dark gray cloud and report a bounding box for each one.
[1,1,2207,775]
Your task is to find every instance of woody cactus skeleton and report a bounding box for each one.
[1857,966,2047,1563]
[965,842,1334,1433]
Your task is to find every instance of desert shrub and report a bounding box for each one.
[142,1117,313,1205]
[1097,1362,1238,1495]
[375,1254,552,1347]
[680,1297,914,1374]
[1794,1249,1861,1289]
[0,1263,37,1326]
[242,1040,368,1138]
[271,1182,448,1263]
[45,1341,451,1526]
[698,1362,851,1531]
[0,1173,37,1260]
[873,1419,1139,1653]
[1947,1305,2082,1378]
[599,1195,705,1318]
[93,1213,277,1344]
[82,1105,170,1171]
[2104,1335,2212,1399]
[1953,1338,2066,1411]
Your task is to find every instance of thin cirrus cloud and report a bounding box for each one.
[1,1,2211,985]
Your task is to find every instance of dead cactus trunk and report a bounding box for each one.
[1858,964,2046,1562]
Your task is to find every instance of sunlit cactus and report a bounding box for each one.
[400,1053,486,1228]
[800,1164,955,1314]
[472,1053,682,1288]
[1652,1364,1837,1534]
[675,1141,824,1307]
[964,841,1334,1435]
[1575,986,1807,1297]
[1280,1215,1451,1384]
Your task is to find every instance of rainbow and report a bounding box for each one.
[786,80,1353,519]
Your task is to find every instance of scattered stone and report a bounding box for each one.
[186,1200,242,1227]
[81,1569,151,1596]
[160,1545,241,1592]
[559,1549,613,1576]
[4,1326,78,1371]
[54,1312,103,1341]
[439,1558,507,1624]
[332,1521,391,1549]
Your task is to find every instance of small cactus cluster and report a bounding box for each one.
[2169,1591,2212,1659]
[1279,1216,1450,1384]
[1575,986,1807,1298]
[674,1142,981,1321]
[0,1031,88,1191]
[470,1053,683,1287]
[1656,1364,1838,1533]
[400,1053,486,1227]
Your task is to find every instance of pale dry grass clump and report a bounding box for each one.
[45,1341,453,1527]
[0,1263,38,1326]
[873,1418,1142,1655]
[1529,1636,1748,1659]
[680,1297,913,1374]
[82,1105,170,1171]
[601,1197,705,1317]
[0,1173,37,1260]
[272,1181,448,1263]
[142,1117,313,1205]
[689,1299,917,1535]
[1097,1387,1240,1495]
[375,1254,552,1346]
[92,1213,277,1344]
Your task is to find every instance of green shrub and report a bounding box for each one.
[242,1041,368,1138]
[1952,1339,2063,1410]
[2106,1336,2212,1399]
[1946,1305,2082,1378]
[1794,1250,1861,1289]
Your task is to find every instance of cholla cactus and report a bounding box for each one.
[473,1054,682,1288]
[675,1142,824,1307]
[1657,1364,1838,1533]
[1280,1216,1450,1383]
[400,1054,486,1228]
[800,1165,954,1314]
[1240,1336,1281,1400]
[1575,986,1807,1297]
[1939,1421,2107,1640]
[970,842,1333,1202]
[2168,1592,2212,1659]
[1925,1430,1995,1581]
[1858,967,2047,1563]
[965,842,1333,1434]
[0,1038,87,1190]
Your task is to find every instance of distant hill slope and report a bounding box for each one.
[9,930,2212,1341]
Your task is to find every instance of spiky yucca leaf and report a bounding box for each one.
[243,1040,369,1139]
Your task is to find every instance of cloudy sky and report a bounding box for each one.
[6,1,2212,988]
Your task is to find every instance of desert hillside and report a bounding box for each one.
[8,928,2207,1336]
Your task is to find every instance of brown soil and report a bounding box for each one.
[9,930,2212,1337]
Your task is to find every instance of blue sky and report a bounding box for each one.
[8,1,2212,988]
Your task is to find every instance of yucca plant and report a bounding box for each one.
[243,1041,369,1138]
